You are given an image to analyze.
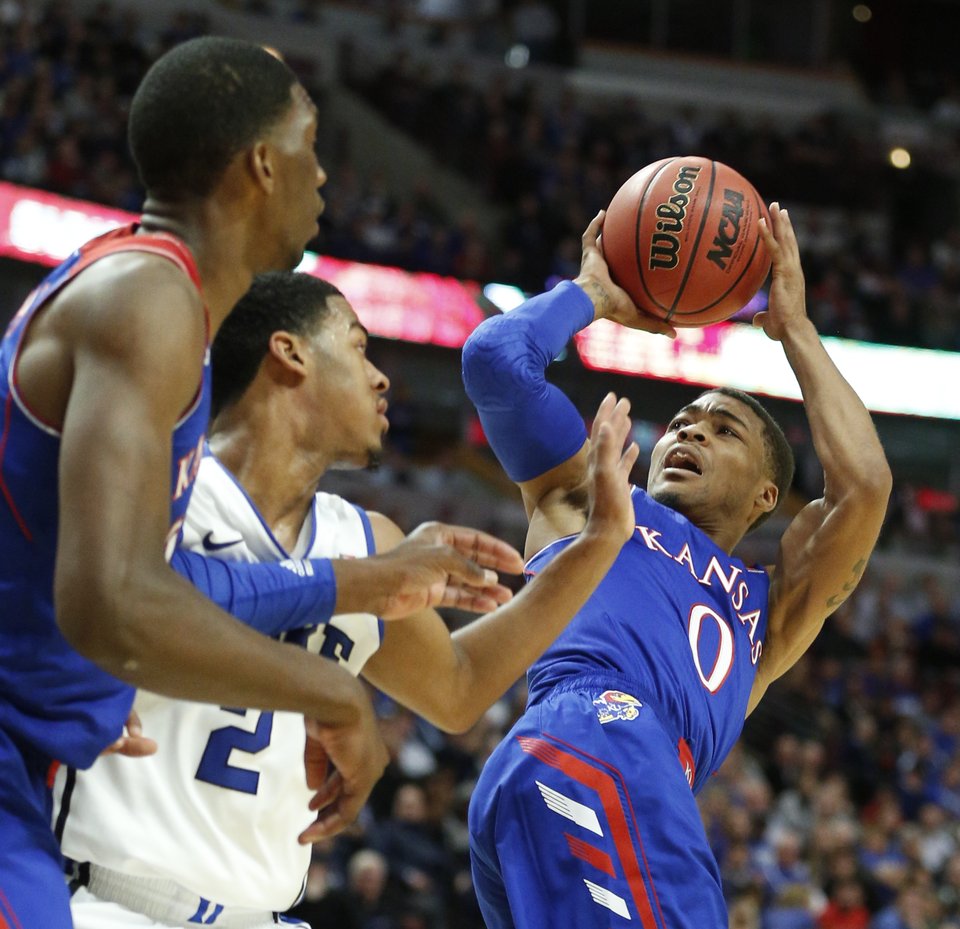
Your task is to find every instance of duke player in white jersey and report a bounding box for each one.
[56,271,641,928]
[461,204,892,928]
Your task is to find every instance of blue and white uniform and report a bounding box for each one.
[0,226,208,929]
[56,450,381,928]
[469,487,770,929]
[461,279,775,929]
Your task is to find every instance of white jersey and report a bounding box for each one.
[54,452,381,912]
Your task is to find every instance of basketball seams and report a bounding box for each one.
[666,159,717,321]
[671,191,770,319]
[634,157,678,315]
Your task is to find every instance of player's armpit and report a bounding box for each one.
[524,478,591,561]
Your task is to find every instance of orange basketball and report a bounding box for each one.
[602,156,771,327]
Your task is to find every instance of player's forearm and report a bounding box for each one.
[171,548,336,634]
[442,527,623,731]
[781,320,891,499]
[58,566,366,724]
[462,282,591,482]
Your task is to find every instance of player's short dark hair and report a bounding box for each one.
[699,386,795,531]
[129,36,298,199]
[212,272,343,417]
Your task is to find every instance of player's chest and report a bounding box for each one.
[618,530,768,675]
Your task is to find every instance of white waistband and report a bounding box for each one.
[78,863,286,929]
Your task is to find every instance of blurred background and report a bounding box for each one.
[3,1,960,926]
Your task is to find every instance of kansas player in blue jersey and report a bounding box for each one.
[462,203,892,929]
[0,38,525,929]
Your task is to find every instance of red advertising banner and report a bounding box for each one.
[0,182,484,349]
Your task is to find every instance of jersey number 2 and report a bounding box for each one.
[195,708,274,794]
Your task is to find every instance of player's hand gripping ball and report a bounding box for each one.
[602,156,771,327]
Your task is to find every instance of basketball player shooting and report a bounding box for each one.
[56,271,639,928]
[461,203,892,929]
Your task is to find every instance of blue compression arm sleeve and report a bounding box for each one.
[171,548,337,637]
[462,281,594,482]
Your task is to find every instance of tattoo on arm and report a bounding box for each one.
[825,558,867,608]
[581,281,610,318]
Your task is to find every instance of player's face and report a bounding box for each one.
[646,393,776,531]
[305,297,390,467]
[266,84,326,269]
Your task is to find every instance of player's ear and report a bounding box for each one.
[754,478,778,517]
[248,140,275,194]
[267,331,306,375]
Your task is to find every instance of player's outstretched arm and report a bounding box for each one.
[53,256,386,811]
[330,523,524,619]
[361,393,638,733]
[171,520,523,633]
[463,211,672,557]
[748,204,892,713]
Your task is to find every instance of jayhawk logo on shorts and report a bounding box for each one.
[593,690,643,724]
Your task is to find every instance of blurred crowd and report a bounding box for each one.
[340,49,960,351]
[3,2,960,351]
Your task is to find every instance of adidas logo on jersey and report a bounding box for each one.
[279,559,314,578]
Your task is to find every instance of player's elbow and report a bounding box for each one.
[462,315,541,408]
[55,567,153,678]
[851,457,893,508]
[415,683,483,734]
[830,451,892,511]
[426,704,479,735]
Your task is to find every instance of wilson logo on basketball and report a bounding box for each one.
[648,164,702,270]
[706,188,745,271]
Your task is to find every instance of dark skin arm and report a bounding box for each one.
[362,394,638,733]
[746,205,892,713]
[25,253,385,828]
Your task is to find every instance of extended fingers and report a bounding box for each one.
[582,210,605,252]
[641,311,679,339]
[102,733,158,758]
[591,395,632,455]
[100,710,158,758]
[307,769,342,812]
[442,578,514,610]
[443,526,525,574]
[301,772,347,844]
[758,212,777,254]
[762,202,802,272]
[619,440,640,478]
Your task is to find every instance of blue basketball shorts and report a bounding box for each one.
[468,676,727,929]
[0,723,72,929]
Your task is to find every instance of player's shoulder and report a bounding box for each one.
[58,249,204,349]
[362,509,404,552]
[66,246,199,304]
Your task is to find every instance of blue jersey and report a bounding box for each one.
[0,224,209,771]
[524,485,769,793]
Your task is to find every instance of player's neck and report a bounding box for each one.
[678,505,744,554]
[138,198,258,330]
[210,405,328,548]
